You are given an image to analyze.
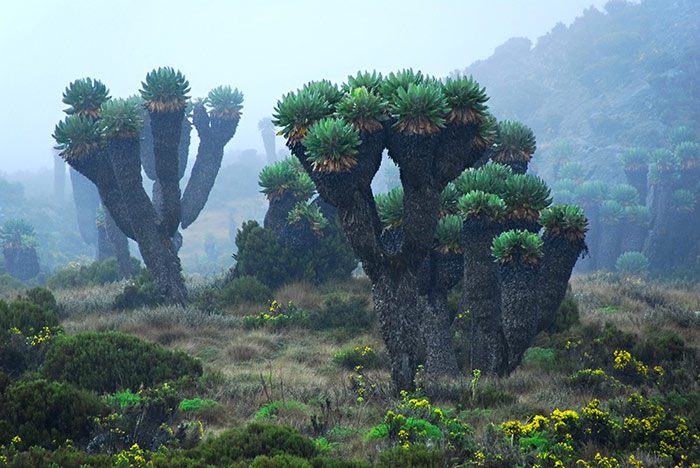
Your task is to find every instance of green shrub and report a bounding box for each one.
[377,445,446,468]
[0,379,108,448]
[42,331,202,393]
[332,346,382,370]
[220,276,272,305]
[113,269,163,310]
[179,398,220,413]
[308,293,373,332]
[46,257,142,290]
[250,453,312,468]
[522,347,557,369]
[243,301,309,330]
[0,446,112,467]
[615,251,649,277]
[0,273,24,297]
[547,286,580,333]
[22,287,59,314]
[255,401,309,421]
[0,298,59,335]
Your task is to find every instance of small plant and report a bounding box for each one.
[242,300,309,330]
[219,275,272,306]
[434,215,463,253]
[375,187,404,229]
[615,251,649,277]
[458,190,506,220]
[303,118,361,172]
[332,346,381,370]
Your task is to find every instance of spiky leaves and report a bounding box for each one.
[335,87,388,133]
[558,162,584,181]
[599,200,625,224]
[140,67,190,113]
[380,69,425,99]
[502,174,552,220]
[303,118,361,172]
[0,218,36,248]
[62,78,110,118]
[441,76,489,125]
[675,141,700,168]
[575,180,608,206]
[454,168,507,196]
[492,121,537,163]
[668,126,696,146]
[615,251,649,277]
[435,214,463,254]
[458,191,506,220]
[287,201,329,234]
[303,80,344,107]
[375,187,404,229]
[259,159,315,201]
[206,86,244,120]
[610,184,640,207]
[540,205,588,241]
[650,148,679,172]
[671,189,695,212]
[624,205,651,226]
[52,115,102,160]
[344,71,383,94]
[492,230,543,265]
[273,89,333,143]
[100,98,144,139]
[391,82,449,135]
[621,148,648,170]
[439,183,460,216]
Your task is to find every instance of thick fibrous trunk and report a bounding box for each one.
[644,174,674,271]
[463,217,507,375]
[106,137,187,305]
[577,204,600,272]
[281,220,317,250]
[624,167,648,204]
[105,208,132,279]
[500,262,540,373]
[504,160,528,174]
[597,222,622,271]
[53,152,65,203]
[181,107,239,229]
[538,235,585,333]
[261,129,276,164]
[149,110,184,237]
[264,191,301,235]
[620,224,648,253]
[69,168,99,246]
[96,223,114,261]
[3,246,40,281]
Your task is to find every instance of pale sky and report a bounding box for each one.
[0,0,607,173]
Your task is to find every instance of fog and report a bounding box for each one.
[0,0,606,173]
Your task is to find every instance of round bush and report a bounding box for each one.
[220,276,272,305]
[42,331,202,393]
[615,251,649,277]
[0,298,59,335]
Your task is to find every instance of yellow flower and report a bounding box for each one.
[11,435,21,443]
[613,350,632,369]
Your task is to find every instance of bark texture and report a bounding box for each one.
[105,208,132,279]
[69,168,99,246]
[500,262,540,373]
[3,246,40,281]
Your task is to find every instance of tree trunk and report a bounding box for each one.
[264,191,301,236]
[500,261,540,373]
[106,137,187,305]
[3,246,40,281]
[261,130,276,164]
[620,224,648,253]
[69,168,99,246]
[644,175,674,271]
[105,208,132,279]
[577,204,600,272]
[624,167,648,204]
[463,217,507,375]
[538,235,585,333]
[96,223,114,261]
[597,222,622,271]
[149,110,184,237]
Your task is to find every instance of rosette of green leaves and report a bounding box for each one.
[458,190,506,220]
[558,162,584,180]
[620,148,648,169]
[287,201,328,233]
[273,89,334,141]
[675,141,700,166]
[303,118,361,172]
[140,67,190,112]
[100,97,144,139]
[671,189,695,212]
[259,158,315,201]
[491,229,543,265]
[552,178,578,194]
[62,78,110,118]
[610,184,640,207]
[52,115,102,159]
[206,86,244,119]
[502,174,552,217]
[615,251,649,277]
[390,81,449,135]
[375,187,404,229]
[650,148,679,171]
[335,86,388,132]
[479,163,514,181]
[439,182,460,216]
[540,205,588,240]
[668,126,696,146]
[303,80,344,107]
[0,218,36,248]
[623,205,651,226]
[380,69,425,99]
[552,190,576,205]
[492,121,537,163]
[454,169,505,197]
[435,214,463,253]
[575,180,608,206]
[344,70,383,94]
[599,200,624,224]
[441,75,489,125]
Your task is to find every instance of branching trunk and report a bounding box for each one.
[500,262,540,373]
[105,208,132,279]
[96,223,114,261]
[149,110,184,237]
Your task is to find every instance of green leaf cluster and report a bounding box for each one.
[287,202,329,233]
[492,120,537,163]
[375,187,404,229]
[99,97,144,138]
[303,118,360,171]
[139,67,190,111]
[491,229,543,264]
[52,115,102,159]
[458,190,506,220]
[539,205,588,239]
[435,214,463,253]
[62,78,110,118]
[206,85,244,119]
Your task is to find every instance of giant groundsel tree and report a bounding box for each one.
[53,69,243,304]
[272,70,586,389]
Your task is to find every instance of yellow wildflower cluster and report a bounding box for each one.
[114,443,148,467]
[27,325,53,346]
[501,415,549,438]
[613,349,648,377]
[353,346,373,357]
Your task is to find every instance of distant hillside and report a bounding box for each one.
[458,0,699,180]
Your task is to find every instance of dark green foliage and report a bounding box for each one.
[335,86,388,131]
[377,445,446,467]
[62,77,110,117]
[332,345,382,370]
[547,287,580,333]
[598,200,624,224]
[219,276,272,305]
[52,115,102,159]
[113,269,163,310]
[288,202,329,233]
[454,167,505,195]
[302,80,344,106]
[441,75,489,122]
[390,82,449,134]
[273,89,333,141]
[139,67,190,110]
[307,293,374,333]
[259,158,316,201]
[99,97,144,137]
[303,118,360,170]
[345,70,383,94]
[615,251,649,276]
[47,257,142,289]
[492,120,537,162]
[0,446,111,467]
[491,230,543,264]
[458,191,506,220]
[610,184,640,206]
[439,183,460,215]
[540,205,588,239]
[0,219,36,249]
[42,331,202,393]
[207,85,244,119]
[502,174,552,214]
[434,215,463,253]
[0,298,59,335]
[375,187,404,229]
[0,379,108,448]
[22,287,59,314]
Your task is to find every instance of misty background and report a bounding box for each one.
[0,0,606,174]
